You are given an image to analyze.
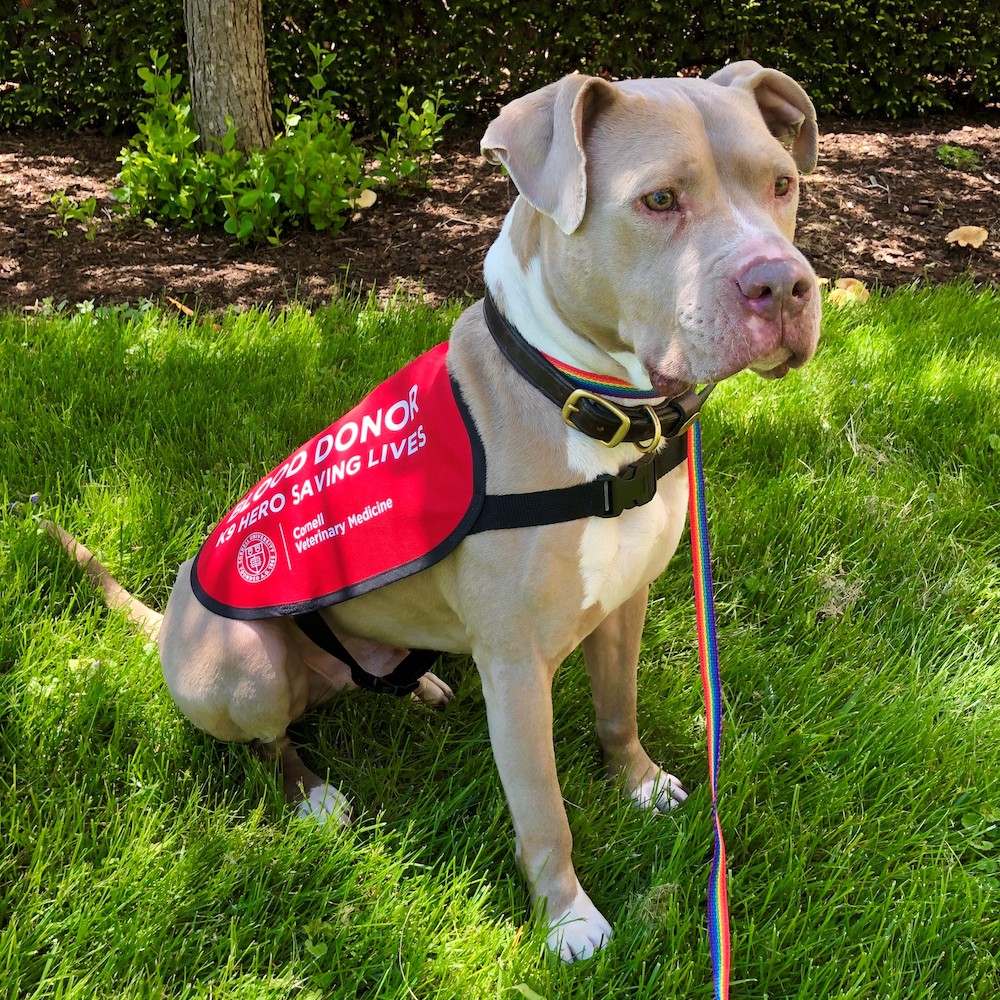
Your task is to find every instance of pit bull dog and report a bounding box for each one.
[48,61,820,961]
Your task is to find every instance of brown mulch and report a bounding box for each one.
[1,114,998,312]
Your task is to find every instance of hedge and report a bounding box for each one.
[1,0,997,130]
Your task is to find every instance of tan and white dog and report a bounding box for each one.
[48,62,820,961]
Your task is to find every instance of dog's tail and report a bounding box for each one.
[43,519,164,640]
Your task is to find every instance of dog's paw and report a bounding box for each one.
[546,888,612,962]
[412,670,454,707]
[630,769,688,814]
[295,782,352,827]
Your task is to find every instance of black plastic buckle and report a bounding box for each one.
[598,456,657,517]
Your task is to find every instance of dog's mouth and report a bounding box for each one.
[648,372,695,399]
[646,348,801,396]
[751,360,791,380]
[750,346,809,381]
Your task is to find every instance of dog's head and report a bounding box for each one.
[482,62,821,397]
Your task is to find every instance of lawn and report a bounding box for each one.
[1,285,998,999]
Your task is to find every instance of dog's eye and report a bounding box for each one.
[774,176,793,197]
[642,189,677,212]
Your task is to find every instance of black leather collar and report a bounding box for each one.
[483,291,712,449]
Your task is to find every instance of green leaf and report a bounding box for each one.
[304,940,328,959]
[512,986,547,1000]
[237,189,262,209]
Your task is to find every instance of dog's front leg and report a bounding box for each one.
[583,585,687,813]
[479,658,612,961]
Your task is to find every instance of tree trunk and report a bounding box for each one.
[183,0,274,153]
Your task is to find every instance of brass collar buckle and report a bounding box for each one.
[560,389,664,453]
[561,388,632,448]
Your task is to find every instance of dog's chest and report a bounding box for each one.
[576,467,688,614]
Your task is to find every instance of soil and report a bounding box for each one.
[1,114,998,312]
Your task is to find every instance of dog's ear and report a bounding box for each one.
[481,73,616,235]
[709,61,818,174]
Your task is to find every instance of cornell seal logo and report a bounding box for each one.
[236,531,278,584]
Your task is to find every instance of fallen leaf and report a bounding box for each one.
[945,226,989,248]
[166,295,196,318]
[349,189,377,209]
[827,277,870,306]
[167,295,221,331]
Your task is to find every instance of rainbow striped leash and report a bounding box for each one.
[687,417,731,999]
[533,349,730,991]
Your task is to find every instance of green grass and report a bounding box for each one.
[2,286,998,999]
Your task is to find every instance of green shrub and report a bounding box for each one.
[373,86,455,189]
[0,0,184,130]
[114,53,222,229]
[936,144,982,172]
[113,50,450,245]
[1,0,997,129]
[48,190,102,241]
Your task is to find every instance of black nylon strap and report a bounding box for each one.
[470,434,686,533]
[293,439,686,690]
[293,611,439,697]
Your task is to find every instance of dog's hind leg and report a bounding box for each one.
[258,734,352,826]
[582,585,688,813]
[159,564,355,825]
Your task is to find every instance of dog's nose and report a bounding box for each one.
[737,258,813,320]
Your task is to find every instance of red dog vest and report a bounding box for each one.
[192,343,485,619]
